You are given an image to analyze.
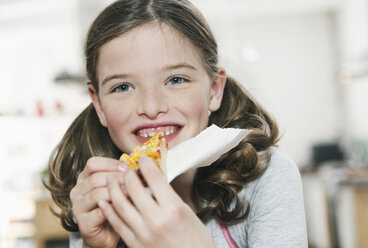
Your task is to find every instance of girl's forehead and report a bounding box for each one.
[101,22,201,61]
[97,22,204,78]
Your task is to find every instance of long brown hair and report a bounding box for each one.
[45,0,279,232]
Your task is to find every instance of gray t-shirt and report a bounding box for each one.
[70,150,308,247]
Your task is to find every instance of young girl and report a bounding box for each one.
[46,0,307,247]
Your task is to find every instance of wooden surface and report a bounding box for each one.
[355,187,368,248]
[33,198,69,248]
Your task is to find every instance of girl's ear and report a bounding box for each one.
[208,68,227,112]
[88,83,108,127]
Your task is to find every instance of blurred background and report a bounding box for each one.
[1,0,367,247]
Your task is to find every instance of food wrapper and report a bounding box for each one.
[166,124,251,182]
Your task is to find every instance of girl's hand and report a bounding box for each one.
[98,157,216,248]
[70,156,128,248]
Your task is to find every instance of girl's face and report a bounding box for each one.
[89,22,226,153]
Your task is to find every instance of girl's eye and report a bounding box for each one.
[167,76,188,85]
[112,84,133,93]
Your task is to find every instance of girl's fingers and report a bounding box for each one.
[76,207,106,233]
[138,157,180,204]
[70,158,129,219]
[123,168,159,218]
[98,200,137,246]
[78,187,110,212]
[80,170,127,196]
[107,175,145,233]
[78,157,126,182]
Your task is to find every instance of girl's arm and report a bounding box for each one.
[245,151,308,247]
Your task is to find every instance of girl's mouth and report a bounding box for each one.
[135,125,181,138]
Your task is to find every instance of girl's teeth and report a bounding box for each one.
[138,126,179,138]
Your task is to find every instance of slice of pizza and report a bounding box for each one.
[119,132,168,177]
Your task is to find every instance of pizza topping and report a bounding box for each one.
[119,132,167,172]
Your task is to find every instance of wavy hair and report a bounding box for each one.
[45,0,279,232]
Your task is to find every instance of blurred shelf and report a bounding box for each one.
[302,167,368,248]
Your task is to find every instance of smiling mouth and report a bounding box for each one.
[135,125,182,138]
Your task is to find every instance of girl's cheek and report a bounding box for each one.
[184,88,209,107]
[176,92,209,117]
[104,102,131,126]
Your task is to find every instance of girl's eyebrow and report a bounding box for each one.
[101,74,130,86]
[165,63,197,71]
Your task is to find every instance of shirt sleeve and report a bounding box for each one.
[69,232,83,248]
[245,151,308,247]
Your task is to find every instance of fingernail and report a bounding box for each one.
[118,164,128,172]
[98,200,105,209]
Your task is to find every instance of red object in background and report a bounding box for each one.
[36,101,44,117]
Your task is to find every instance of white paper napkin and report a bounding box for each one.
[166,124,251,182]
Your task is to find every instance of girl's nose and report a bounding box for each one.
[137,89,169,119]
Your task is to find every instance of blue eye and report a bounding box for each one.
[168,76,188,85]
[112,84,133,93]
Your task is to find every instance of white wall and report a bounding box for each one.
[343,78,368,139]
[0,0,89,116]
[206,13,342,166]
[336,0,368,161]
[0,0,90,190]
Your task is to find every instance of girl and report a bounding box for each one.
[46,0,308,247]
